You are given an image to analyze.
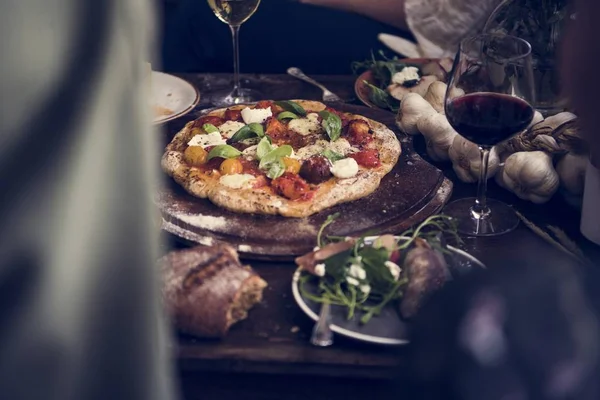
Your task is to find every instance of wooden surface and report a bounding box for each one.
[159,73,600,399]
[158,103,453,260]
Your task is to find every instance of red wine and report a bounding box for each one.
[446,93,534,147]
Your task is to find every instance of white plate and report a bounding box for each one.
[292,236,485,346]
[152,71,200,124]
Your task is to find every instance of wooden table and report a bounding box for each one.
[161,74,600,400]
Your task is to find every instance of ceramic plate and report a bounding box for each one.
[354,58,447,111]
[291,236,485,345]
[152,71,200,124]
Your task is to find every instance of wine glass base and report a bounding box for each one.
[443,198,519,237]
[210,88,263,107]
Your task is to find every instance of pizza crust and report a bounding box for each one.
[162,100,401,218]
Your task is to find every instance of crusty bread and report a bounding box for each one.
[160,244,267,338]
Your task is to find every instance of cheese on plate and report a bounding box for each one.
[219,121,246,139]
[219,174,256,189]
[241,107,272,124]
[392,66,420,85]
[288,113,323,136]
[187,132,227,148]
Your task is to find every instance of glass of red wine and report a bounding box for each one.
[444,33,535,236]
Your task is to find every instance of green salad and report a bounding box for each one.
[296,214,461,324]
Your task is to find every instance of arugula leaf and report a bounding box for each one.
[229,123,264,143]
[318,110,342,142]
[259,145,293,170]
[256,136,274,160]
[275,100,307,117]
[363,80,400,112]
[359,246,396,294]
[277,111,299,121]
[207,145,242,160]
[202,123,219,133]
[324,249,353,283]
[322,149,345,163]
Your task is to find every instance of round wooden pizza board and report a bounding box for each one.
[157,103,453,261]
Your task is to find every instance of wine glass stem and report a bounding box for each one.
[230,24,241,98]
[472,147,491,219]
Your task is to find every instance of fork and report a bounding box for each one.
[287,67,343,103]
[310,300,333,347]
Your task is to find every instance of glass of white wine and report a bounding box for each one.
[207,0,262,106]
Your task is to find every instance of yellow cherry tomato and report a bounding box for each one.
[282,157,301,174]
[183,146,208,167]
[190,127,203,136]
[219,157,244,175]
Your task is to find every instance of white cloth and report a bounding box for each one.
[0,1,177,400]
[405,0,503,58]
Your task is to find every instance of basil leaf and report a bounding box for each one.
[229,123,264,143]
[275,100,307,117]
[277,111,299,121]
[319,110,342,142]
[259,145,293,170]
[322,149,345,163]
[256,137,274,160]
[363,80,400,112]
[207,145,242,161]
[266,158,286,179]
[203,123,219,133]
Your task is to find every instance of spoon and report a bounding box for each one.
[310,300,333,347]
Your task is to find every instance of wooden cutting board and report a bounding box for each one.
[157,104,452,261]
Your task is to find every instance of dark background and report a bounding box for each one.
[158,0,411,74]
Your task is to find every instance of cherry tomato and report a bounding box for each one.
[219,157,244,175]
[350,149,380,168]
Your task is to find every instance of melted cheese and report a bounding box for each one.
[219,173,256,189]
[241,107,272,124]
[288,113,323,136]
[219,121,246,139]
[187,132,226,148]
[331,158,359,179]
[295,138,359,160]
[242,145,258,160]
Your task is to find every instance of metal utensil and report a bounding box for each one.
[287,67,343,103]
[310,300,333,347]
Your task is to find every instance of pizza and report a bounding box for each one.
[161,100,401,218]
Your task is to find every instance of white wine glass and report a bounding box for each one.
[207,0,263,106]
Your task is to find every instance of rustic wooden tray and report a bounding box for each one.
[157,104,452,261]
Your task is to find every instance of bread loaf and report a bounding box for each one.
[160,244,267,338]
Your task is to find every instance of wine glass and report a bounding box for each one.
[207,0,263,106]
[443,33,535,236]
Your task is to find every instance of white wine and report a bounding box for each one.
[207,0,261,26]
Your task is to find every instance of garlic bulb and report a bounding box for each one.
[417,113,458,162]
[395,93,437,135]
[495,151,559,204]
[423,81,464,114]
[423,81,447,114]
[448,135,500,183]
[556,152,588,196]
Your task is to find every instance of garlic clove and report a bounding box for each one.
[448,135,500,183]
[395,93,437,135]
[417,113,457,162]
[498,151,559,203]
